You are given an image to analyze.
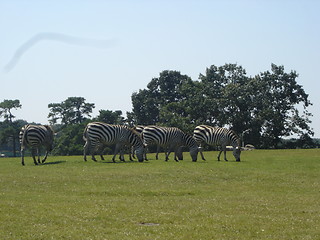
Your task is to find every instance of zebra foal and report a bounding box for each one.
[193,125,241,162]
[83,122,145,162]
[20,124,55,166]
[142,126,199,161]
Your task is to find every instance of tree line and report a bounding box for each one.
[0,63,318,156]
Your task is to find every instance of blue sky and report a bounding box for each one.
[1,0,319,137]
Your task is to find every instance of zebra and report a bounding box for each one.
[83,122,145,162]
[130,125,145,160]
[133,125,183,161]
[142,126,199,162]
[20,124,55,166]
[193,125,241,162]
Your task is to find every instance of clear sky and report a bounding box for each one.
[1,0,319,137]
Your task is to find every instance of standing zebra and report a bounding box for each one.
[20,124,54,166]
[193,125,241,162]
[83,122,145,162]
[142,126,199,161]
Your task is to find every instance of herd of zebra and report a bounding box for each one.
[19,122,242,166]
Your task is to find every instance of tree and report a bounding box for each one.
[52,122,88,156]
[48,97,95,125]
[252,64,313,148]
[130,70,193,127]
[95,110,124,124]
[0,99,22,123]
[0,99,22,157]
[130,64,314,148]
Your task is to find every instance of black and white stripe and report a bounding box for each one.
[193,125,241,161]
[19,124,55,166]
[142,126,199,161]
[83,122,145,162]
[131,125,145,159]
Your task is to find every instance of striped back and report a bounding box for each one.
[20,124,54,150]
[133,125,144,135]
[142,126,183,146]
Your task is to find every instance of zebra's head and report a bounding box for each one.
[190,146,199,162]
[135,146,144,162]
[233,146,241,162]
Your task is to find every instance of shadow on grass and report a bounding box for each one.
[42,160,66,165]
[97,160,149,164]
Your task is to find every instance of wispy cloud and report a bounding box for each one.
[3,32,117,72]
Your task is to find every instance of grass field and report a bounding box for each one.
[0,149,319,240]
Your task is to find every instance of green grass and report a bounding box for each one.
[0,149,319,239]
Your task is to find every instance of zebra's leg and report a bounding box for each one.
[155,145,160,160]
[129,146,134,161]
[83,141,89,161]
[119,147,125,162]
[98,144,105,160]
[31,148,38,165]
[21,147,25,166]
[176,146,183,160]
[37,149,41,164]
[91,155,97,161]
[143,147,148,161]
[217,150,222,161]
[143,145,149,161]
[165,151,170,161]
[90,141,98,162]
[173,149,180,162]
[112,143,122,162]
[42,151,49,163]
[223,148,228,161]
[90,144,97,161]
[165,148,174,161]
[131,146,136,159]
[199,145,206,161]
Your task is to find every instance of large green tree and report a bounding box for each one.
[251,64,313,148]
[130,64,314,148]
[0,99,22,156]
[95,110,124,124]
[48,97,95,125]
[130,70,192,126]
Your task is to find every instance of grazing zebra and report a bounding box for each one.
[142,126,199,162]
[193,125,241,162]
[20,124,55,166]
[131,125,145,159]
[133,125,183,161]
[83,122,145,162]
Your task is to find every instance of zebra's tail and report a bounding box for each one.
[83,125,89,142]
